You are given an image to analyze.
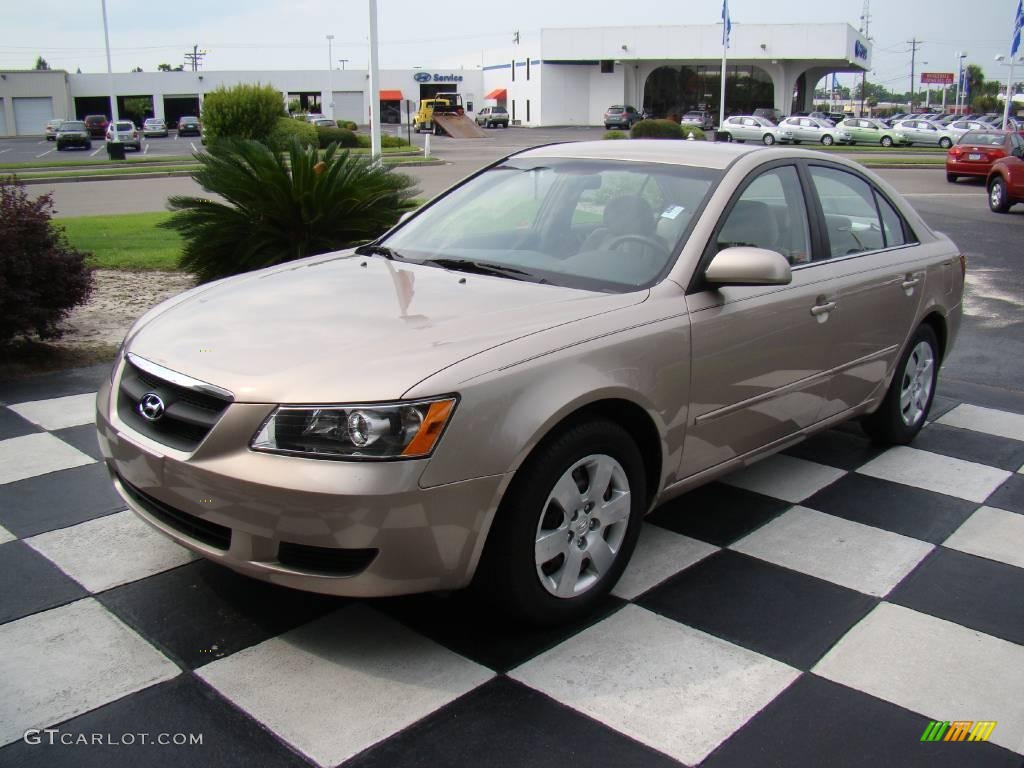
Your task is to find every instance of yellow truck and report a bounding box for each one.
[413,93,464,134]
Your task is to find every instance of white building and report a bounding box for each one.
[0,22,870,136]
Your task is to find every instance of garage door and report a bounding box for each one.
[332,91,365,124]
[14,97,54,136]
[0,99,7,136]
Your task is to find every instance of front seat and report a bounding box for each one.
[716,199,780,253]
[580,195,662,254]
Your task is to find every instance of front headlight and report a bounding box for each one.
[251,397,457,460]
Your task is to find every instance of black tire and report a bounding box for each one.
[881,136,893,147]
[946,173,958,183]
[473,418,646,625]
[862,324,939,445]
[762,133,776,145]
[604,124,611,130]
[939,137,952,149]
[988,177,1011,213]
[56,144,65,151]
[718,132,731,143]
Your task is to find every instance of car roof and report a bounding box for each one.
[515,139,764,170]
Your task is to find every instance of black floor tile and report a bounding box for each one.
[637,550,877,670]
[53,424,105,461]
[888,547,1024,645]
[702,673,1020,768]
[0,462,123,538]
[0,541,87,624]
[98,559,346,669]
[373,590,626,673]
[647,482,791,547]
[0,406,42,440]
[343,676,683,768]
[913,423,1024,472]
[0,364,111,405]
[803,474,977,544]
[783,427,886,471]
[0,674,313,768]
[928,394,962,421]
[986,474,1024,515]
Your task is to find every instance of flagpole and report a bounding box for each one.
[719,1,729,129]
[1004,57,1016,126]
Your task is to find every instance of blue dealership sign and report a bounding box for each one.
[412,72,465,83]
[413,72,432,83]
[854,40,868,60]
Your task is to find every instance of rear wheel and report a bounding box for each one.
[474,419,646,625]
[939,137,952,149]
[946,173,958,183]
[821,134,835,146]
[56,144,65,151]
[718,132,731,142]
[881,135,893,147]
[862,324,938,445]
[762,133,776,145]
[989,177,1011,213]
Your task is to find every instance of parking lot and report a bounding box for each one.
[0,132,210,163]
[2,128,1023,767]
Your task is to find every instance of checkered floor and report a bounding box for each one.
[1,366,1023,768]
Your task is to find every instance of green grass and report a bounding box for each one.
[0,155,196,170]
[859,157,945,167]
[380,156,443,165]
[814,144,946,154]
[4,165,197,181]
[59,212,182,270]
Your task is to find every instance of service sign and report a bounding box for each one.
[921,72,954,85]
[412,72,464,83]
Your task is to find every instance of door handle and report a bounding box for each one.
[901,277,921,289]
[810,301,836,316]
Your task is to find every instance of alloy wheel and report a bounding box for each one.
[899,341,934,426]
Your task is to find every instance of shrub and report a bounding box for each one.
[268,117,317,152]
[199,83,285,143]
[162,138,419,282]
[630,119,685,139]
[317,126,359,149]
[336,120,358,131]
[355,133,411,149]
[603,130,628,140]
[680,126,707,141]
[0,179,94,343]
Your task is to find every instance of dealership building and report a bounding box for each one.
[0,22,871,136]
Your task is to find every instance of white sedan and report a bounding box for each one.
[779,117,853,146]
[719,115,796,145]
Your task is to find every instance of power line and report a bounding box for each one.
[183,44,207,71]
[907,37,922,106]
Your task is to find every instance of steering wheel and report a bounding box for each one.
[605,234,669,259]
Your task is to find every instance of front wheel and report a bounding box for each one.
[939,137,952,149]
[881,136,893,147]
[474,419,646,625]
[821,134,835,146]
[989,178,1011,213]
[762,133,776,145]
[862,325,939,445]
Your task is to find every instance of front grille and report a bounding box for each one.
[117,358,231,452]
[120,478,232,550]
[277,542,378,575]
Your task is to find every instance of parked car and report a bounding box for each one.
[946,119,996,138]
[987,143,1024,212]
[718,115,794,144]
[603,105,642,130]
[827,112,849,124]
[83,114,110,137]
[946,130,1024,182]
[97,141,964,624]
[44,118,64,141]
[893,119,956,148]
[838,117,910,147]
[310,118,336,128]
[177,116,201,136]
[142,118,168,138]
[779,116,853,145]
[476,106,510,128]
[680,110,715,131]
[55,120,92,151]
[752,107,783,125]
[106,120,142,151]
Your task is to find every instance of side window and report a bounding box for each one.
[715,166,812,265]
[808,166,885,258]
[875,193,909,247]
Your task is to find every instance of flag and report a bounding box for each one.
[722,0,732,48]
[832,74,840,92]
[1012,0,1023,57]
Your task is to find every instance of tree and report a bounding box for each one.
[34,56,50,70]
[123,97,153,125]
[157,63,185,72]
[200,83,286,143]
[130,66,143,73]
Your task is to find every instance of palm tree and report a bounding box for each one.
[162,139,418,282]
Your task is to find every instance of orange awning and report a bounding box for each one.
[379,90,404,101]
[485,88,507,100]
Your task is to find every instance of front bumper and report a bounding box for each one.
[95,373,508,597]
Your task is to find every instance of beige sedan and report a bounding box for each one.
[96,141,964,624]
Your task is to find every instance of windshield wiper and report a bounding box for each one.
[354,243,401,260]
[419,258,533,281]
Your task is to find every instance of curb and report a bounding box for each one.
[9,170,198,185]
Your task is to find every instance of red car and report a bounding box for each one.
[987,144,1024,212]
[946,130,1023,182]
[83,114,110,138]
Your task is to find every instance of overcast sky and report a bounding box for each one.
[2,0,1019,93]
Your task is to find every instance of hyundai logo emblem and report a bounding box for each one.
[138,392,165,421]
[413,72,432,83]
[854,40,868,60]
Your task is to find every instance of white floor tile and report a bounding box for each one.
[26,510,194,593]
[510,604,799,766]
[943,506,1024,570]
[719,454,846,503]
[0,599,179,746]
[197,604,492,767]
[857,446,1010,503]
[10,392,97,431]
[0,432,94,485]
[937,404,1024,442]
[731,506,933,596]
[814,603,1024,755]
[0,523,14,545]
[612,524,718,600]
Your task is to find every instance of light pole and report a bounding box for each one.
[326,34,335,119]
[100,0,120,146]
[995,54,1023,126]
[368,0,381,159]
[955,52,968,114]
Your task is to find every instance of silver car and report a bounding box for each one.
[946,119,996,138]
[779,116,853,145]
[97,141,963,624]
[142,118,168,137]
[719,115,795,145]
[893,119,956,148]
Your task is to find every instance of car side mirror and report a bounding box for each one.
[705,247,792,287]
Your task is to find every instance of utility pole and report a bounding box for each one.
[907,38,922,111]
[184,44,207,72]
[859,0,871,116]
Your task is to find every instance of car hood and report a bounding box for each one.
[126,252,646,403]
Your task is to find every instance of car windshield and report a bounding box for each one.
[145,119,162,125]
[378,158,720,293]
[607,107,624,114]
[493,107,507,114]
[61,122,85,130]
[959,132,1006,146]
[683,112,703,119]
[180,117,198,122]
[114,122,134,130]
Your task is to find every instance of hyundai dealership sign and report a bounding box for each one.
[413,72,464,83]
